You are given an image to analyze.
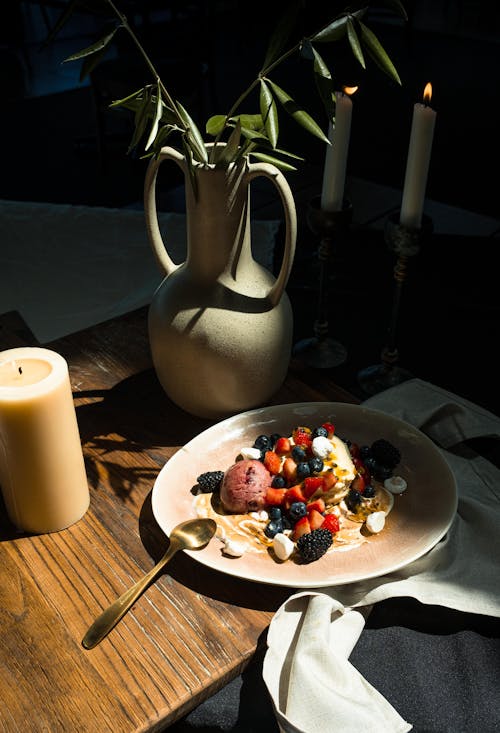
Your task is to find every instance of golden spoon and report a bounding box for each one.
[82,517,217,649]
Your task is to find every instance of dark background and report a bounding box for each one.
[2,1,500,414]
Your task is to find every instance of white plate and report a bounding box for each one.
[151,402,457,588]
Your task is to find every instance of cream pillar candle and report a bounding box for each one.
[0,347,89,534]
[400,83,436,229]
[320,87,357,212]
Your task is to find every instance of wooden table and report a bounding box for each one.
[0,307,357,733]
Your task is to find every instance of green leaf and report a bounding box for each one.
[259,80,279,148]
[62,27,119,63]
[206,114,227,136]
[304,40,335,121]
[346,16,365,69]
[375,0,408,21]
[261,0,300,70]
[266,79,329,144]
[239,126,270,142]
[42,0,81,48]
[176,100,208,163]
[250,152,297,172]
[358,20,401,85]
[78,45,107,82]
[216,119,242,165]
[311,9,366,43]
[145,81,163,150]
[128,87,151,153]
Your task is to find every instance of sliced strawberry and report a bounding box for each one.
[282,457,297,484]
[322,471,338,491]
[351,474,366,494]
[302,475,324,499]
[265,487,286,506]
[292,426,313,451]
[275,436,291,455]
[284,484,306,509]
[308,508,325,530]
[349,442,360,459]
[291,515,311,540]
[322,513,340,534]
[322,422,335,437]
[264,450,281,475]
[306,498,326,514]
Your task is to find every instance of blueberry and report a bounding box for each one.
[292,445,307,462]
[364,456,377,472]
[282,516,293,531]
[360,445,371,460]
[308,456,323,474]
[271,474,286,488]
[264,519,283,538]
[296,461,311,480]
[312,426,328,438]
[269,433,281,448]
[269,506,282,520]
[346,488,362,511]
[289,501,307,521]
[254,434,270,450]
[363,484,376,498]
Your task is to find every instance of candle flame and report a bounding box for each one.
[343,85,359,96]
[423,82,432,104]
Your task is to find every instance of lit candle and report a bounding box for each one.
[0,347,89,534]
[400,83,437,229]
[320,86,357,212]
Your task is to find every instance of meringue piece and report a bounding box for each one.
[249,510,268,522]
[222,537,249,557]
[312,436,333,459]
[365,511,386,533]
[273,532,295,561]
[239,446,262,460]
[384,475,408,494]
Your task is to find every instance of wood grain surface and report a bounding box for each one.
[0,307,357,732]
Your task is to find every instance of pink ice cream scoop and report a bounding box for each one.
[220,459,272,513]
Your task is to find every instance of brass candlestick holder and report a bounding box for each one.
[357,211,432,396]
[293,195,352,369]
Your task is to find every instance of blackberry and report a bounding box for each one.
[296,528,333,562]
[370,439,401,469]
[196,470,224,493]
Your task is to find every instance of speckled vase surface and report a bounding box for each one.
[144,146,297,419]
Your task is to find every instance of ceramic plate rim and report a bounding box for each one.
[151,402,458,588]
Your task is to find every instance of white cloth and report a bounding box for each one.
[263,379,500,733]
[0,200,280,343]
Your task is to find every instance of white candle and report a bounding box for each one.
[0,347,89,534]
[320,89,355,212]
[400,83,436,229]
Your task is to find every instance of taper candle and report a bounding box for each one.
[400,83,436,229]
[320,87,357,212]
[0,347,89,534]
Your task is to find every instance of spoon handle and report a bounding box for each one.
[82,540,180,649]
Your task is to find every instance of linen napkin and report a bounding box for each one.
[263,378,500,733]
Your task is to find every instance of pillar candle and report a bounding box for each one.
[400,83,437,229]
[320,89,355,212]
[0,347,89,534]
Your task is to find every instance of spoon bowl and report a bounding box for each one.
[82,517,217,649]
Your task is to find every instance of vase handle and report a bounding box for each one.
[144,146,187,277]
[246,162,297,307]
